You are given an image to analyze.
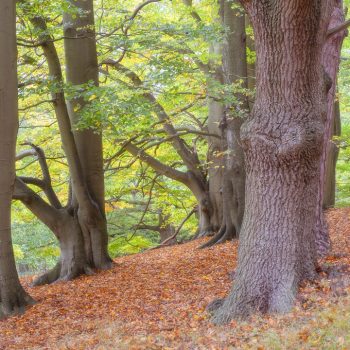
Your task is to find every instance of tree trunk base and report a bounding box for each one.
[195,228,215,239]
[210,285,296,324]
[0,287,35,319]
[32,211,113,287]
[32,261,94,286]
[199,224,236,249]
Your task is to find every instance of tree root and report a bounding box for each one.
[0,289,36,319]
[196,229,215,238]
[32,261,94,286]
[206,298,225,315]
[199,224,236,249]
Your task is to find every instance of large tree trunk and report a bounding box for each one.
[191,181,216,237]
[24,1,112,285]
[207,20,225,235]
[315,1,346,256]
[63,0,111,270]
[211,0,332,322]
[33,211,92,285]
[201,0,247,248]
[13,179,91,285]
[0,0,34,317]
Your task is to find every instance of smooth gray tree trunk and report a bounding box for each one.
[20,0,112,285]
[323,100,341,208]
[0,0,34,317]
[63,0,111,270]
[201,0,247,248]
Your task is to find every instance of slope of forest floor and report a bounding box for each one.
[1,208,350,350]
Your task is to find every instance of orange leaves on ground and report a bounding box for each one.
[0,208,349,349]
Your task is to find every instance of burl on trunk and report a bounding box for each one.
[211,0,334,322]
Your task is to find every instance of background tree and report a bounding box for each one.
[201,0,248,247]
[315,0,347,256]
[14,0,112,285]
[0,0,34,318]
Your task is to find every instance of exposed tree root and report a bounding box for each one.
[32,261,94,286]
[199,224,236,249]
[195,228,215,239]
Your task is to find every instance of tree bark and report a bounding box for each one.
[21,1,112,285]
[63,0,111,270]
[206,12,225,235]
[13,179,91,285]
[323,100,341,208]
[207,97,225,234]
[315,1,346,256]
[201,0,247,247]
[211,0,332,322]
[0,0,34,317]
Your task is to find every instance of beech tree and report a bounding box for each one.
[0,0,34,317]
[104,1,223,237]
[201,0,248,247]
[315,1,347,256]
[119,0,249,240]
[14,0,112,285]
[210,0,335,322]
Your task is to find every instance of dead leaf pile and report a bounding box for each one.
[0,208,349,349]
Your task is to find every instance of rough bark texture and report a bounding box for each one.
[211,0,332,322]
[0,0,34,317]
[315,1,346,257]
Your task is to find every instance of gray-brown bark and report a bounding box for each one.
[207,97,225,234]
[13,179,91,285]
[0,0,34,317]
[323,100,341,208]
[211,0,333,322]
[206,9,225,236]
[201,0,247,248]
[63,0,111,270]
[19,0,112,285]
[315,1,346,257]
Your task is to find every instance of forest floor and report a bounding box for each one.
[1,208,350,350]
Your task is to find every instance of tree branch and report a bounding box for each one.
[327,19,350,38]
[13,178,61,235]
[17,142,62,209]
[103,60,204,178]
[123,142,190,185]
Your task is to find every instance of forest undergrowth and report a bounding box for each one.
[1,208,350,350]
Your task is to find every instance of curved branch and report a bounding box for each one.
[29,15,96,214]
[17,142,62,209]
[103,60,204,178]
[13,178,61,235]
[123,142,190,185]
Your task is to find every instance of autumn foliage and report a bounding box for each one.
[0,208,349,349]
